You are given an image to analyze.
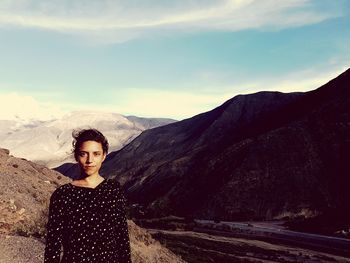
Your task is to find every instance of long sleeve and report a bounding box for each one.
[44,190,65,263]
[114,183,132,263]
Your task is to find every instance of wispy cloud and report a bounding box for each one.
[0,92,67,121]
[0,0,341,43]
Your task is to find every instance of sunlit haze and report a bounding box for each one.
[0,0,349,121]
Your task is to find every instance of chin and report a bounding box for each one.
[83,171,96,176]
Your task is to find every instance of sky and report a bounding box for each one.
[0,0,349,121]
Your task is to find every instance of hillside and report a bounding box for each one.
[99,69,350,222]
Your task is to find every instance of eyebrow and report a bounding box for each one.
[79,151,103,153]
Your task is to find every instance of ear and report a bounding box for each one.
[102,152,107,162]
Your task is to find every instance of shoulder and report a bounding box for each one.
[49,183,71,200]
[106,178,121,190]
[106,179,127,198]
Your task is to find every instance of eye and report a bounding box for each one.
[94,152,101,156]
[79,152,87,157]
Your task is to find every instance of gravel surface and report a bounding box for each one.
[0,234,45,263]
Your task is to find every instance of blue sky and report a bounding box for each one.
[0,0,349,121]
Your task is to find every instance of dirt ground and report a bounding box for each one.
[0,234,44,263]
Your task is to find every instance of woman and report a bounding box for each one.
[44,128,132,263]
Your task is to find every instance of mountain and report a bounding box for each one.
[0,111,176,168]
[99,68,350,221]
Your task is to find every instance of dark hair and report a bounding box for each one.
[71,128,109,161]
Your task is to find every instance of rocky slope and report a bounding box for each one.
[0,148,185,263]
[0,148,67,236]
[96,68,350,221]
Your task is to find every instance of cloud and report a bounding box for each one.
[0,0,341,43]
[0,92,67,121]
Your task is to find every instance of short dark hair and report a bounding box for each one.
[71,128,109,161]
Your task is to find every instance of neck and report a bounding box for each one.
[79,173,103,182]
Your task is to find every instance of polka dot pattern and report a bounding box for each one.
[44,179,132,263]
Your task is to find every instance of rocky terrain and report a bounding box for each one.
[74,68,350,225]
[0,148,67,236]
[0,111,176,168]
[0,148,185,263]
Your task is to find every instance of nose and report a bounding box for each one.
[87,154,93,163]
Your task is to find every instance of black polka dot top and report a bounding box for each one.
[44,178,132,263]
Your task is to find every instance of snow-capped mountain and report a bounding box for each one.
[0,110,176,168]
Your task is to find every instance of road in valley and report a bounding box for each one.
[194,219,350,257]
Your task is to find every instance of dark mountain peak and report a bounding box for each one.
[130,90,303,152]
[120,67,350,153]
[308,67,350,96]
[104,67,349,167]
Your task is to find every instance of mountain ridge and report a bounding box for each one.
[0,110,176,168]
[58,69,350,222]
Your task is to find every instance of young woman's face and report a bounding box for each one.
[77,140,106,176]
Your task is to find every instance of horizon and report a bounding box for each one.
[0,0,349,121]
